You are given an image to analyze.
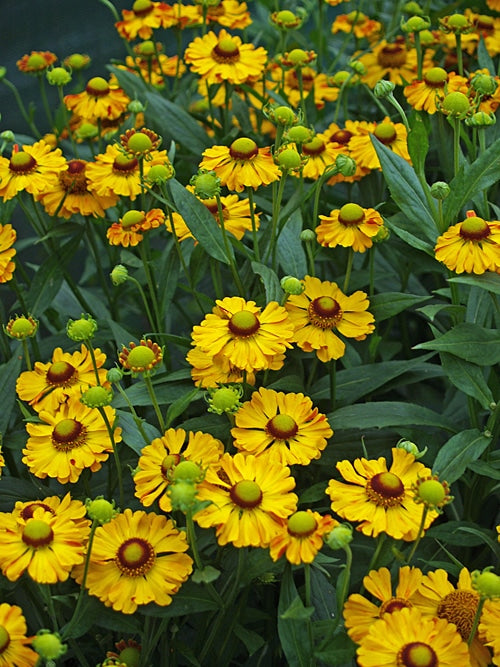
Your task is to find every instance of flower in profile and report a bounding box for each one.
[63,53,91,71]
[184,29,267,85]
[349,117,411,170]
[22,397,120,484]
[194,452,298,547]
[404,68,467,114]
[200,138,280,192]
[356,607,472,667]
[434,211,500,274]
[231,387,333,466]
[115,0,166,40]
[72,509,193,614]
[326,448,438,541]
[107,208,165,247]
[105,639,141,667]
[269,510,338,564]
[0,223,16,284]
[0,505,89,583]
[343,566,423,643]
[191,296,293,373]
[17,50,57,74]
[0,140,67,201]
[64,76,130,122]
[317,203,384,253]
[118,339,163,374]
[0,603,39,667]
[285,276,375,362]
[16,344,108,413]
[134,427,224,512]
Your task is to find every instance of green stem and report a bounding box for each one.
[144,374,165,432]
[304,562,312,608]
[246,187,260,262]
[338,544,353,610]
[113,380,151,446]
[1,78,41,137]
[452,116,461,178]
[38,74,54,131]
[266,172,287,269]
[215,194,245,296]
[406,505,429,564]
[127,274,157,333]
[467,597,485,646]
[455,33,464,77]
[369,246,375,298]
[98,406,124,508]
[21,339,32,371]
[57,85,78,156]
[414,31,423,81]
[343,248,354,293]
[329,359,336,411]
[296,68,307,125]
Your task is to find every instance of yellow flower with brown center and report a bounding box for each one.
[107,208,165,247]
[194,452,298,547]
[7,493,89,531]
[64,76,130,122]
[343,566,423,643]
[16,344,108,412]
[323,120,371,184]
[119,339,163,374]
[184,29,268,85]
[0,223,16,284]
[115,0,166,40]
[72,509,193,614]
[0,603,39,667]
[356,38,434,88]
[269,510,337,564]
[317,203,384,252]
[285,275,375,362]
[191,295,293,373]
[296,133,338,180]
[331,11,382,42]
[434,212,500,274]
[326,448,438,541]
[231,386,333,465]
[0,140,67,202]
[134,427,224,512]
[404,68,467,114]
[349,117,411,170]
[22,397,120,484]
[16,50,57,73]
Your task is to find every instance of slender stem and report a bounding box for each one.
[338,544,353,610]
[455,33,464,77]
[467,597,485,646]
[414,31,423,81]
[452,117,461,177]
[143,374,166,432]
[329,359,336,411]
[21,339,32,371]
[113,380,151,446]
[1,78,41,137]
[343,248,354,293]
[215,194,245,296]
[296,68,307,125]
[304,562,312,608]
[139,239,162,332]
[127,274,157,333]
[98,406,124,508]
[406,505,429,564]
[246,187,260,262]
[57,85,78,156]
[38,75,54,130]
[266,172,287,269]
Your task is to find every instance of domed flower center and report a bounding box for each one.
[116,537,155,576]
[86,76,110,96]
[229,138,258,160]
[27,53,47,69]
[374,122,397,144]
[228,310,260,336]
[9,151,37,173]
[308,296,343,329]
[266,414,299,440]
[9,317,36,337]
[52,418,85,450]
[423,67,448,87]
[121,210,145,229]
[347,10,366,24]
[330,129,353,144]
[397,642,437,667]
[212,37,240,63]
[378,44,407,68]
[475,15,494,32]
[60,159,88,193]
[46,360,77,386]
[366,471,405,507]
[127,132,153,154]
[0,626,10,654]
[380,597,412,616]
[287,511,317,537]
[437,590,479,640]
[302,136,326,155]
[339,203,365,226]
[133,0,153,15]
[161,454,181,478]
[22,518,54,547]
[20,502,54,520]
[460,216,490,240]
[126,346,156,368]
[416,479,447,506]
[230,480,263,508]
[113,154,139,172]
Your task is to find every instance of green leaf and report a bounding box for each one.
[407,114,429,176]
[25,256,64,314]
[426,521,495,546]
[251,261,283,302]
[385,212,435,255]
[169,179,232,265]
[278,567,314,667]
[165,387,200,428]
[314,631,357,666]
[277,209,308,277]
[440,353,494,409]
[0,354,22,435]
[233,623,266,657]
[141,580,221,616]
[478,36,496,76]
[468,460,500,480]
[328,401,455,432]
[414,322,500,365]
[310,568,336,621]
[369,292,431,321]
[191,565,221,584]
[457,526,500,557]
[433,428,492,484]
[448,272,500,296]
[115,410,160,455]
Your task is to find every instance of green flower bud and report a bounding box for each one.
[75,122,98,140]
[80,385,113,408]
[168,480,198,511]
[64,53,91,71]
[147,163,174,184]
[273,105,297,126]
[32,630,67,660]
[111,264,129,286]
[5,314,38,339]
[286,125,314,144]
[106,367,124,384]
[471,568,500,599]
[335,154,356,177]
[430,181,450,200]
[281,275,305,295]
[470,73,498,97]
[401,15,430,33]
[0,66,7,81]
[271,9,305,30]
[86,497,118,524]
[0,130,15,143]
[331,70,351,87]
[349,59,366,75]
[414,475,452,508]
[46,66,72,86]
[190,169,221,199]
[286,48,311,67]
[66,314,97,341]
[374,79,396,99]
[172,460,204,483]
[206,385,243,415]
[326,523,353,550]
[300,229,316,243]
[403,2,424,15]
[441,13,471,33]
[276,147,302,171]
[466,111,496,128]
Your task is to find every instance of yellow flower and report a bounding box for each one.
[231,386,333,465]
[203,0,252,30]
[268,64,340,110]
[17,51,57,73]
[64,76,130,122]
[7,493,89,531]
[115,0,167,40]
[73,509,193,614]
[317,203,384,252]
[269,510,337,564]
[298,133,338,180]
[434,213,500,274]
[404,68,467,114]
[348,117,411,171]
[331,11,382,42]
[356,38,434,88]
[0,223,16,284]
[285,275,375,362]
[194,452,298,547]
[0,603,39,667]
[187,346,264,387]
[107,208,165,247]
[326,448,438,541]
[479,599,500,666]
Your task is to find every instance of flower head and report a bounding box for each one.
[269,510,337,564]
[64,76,130,122]
[17,51,57,73]
[4,314,38,340]
[0,603,39,667]
[107,208,165,247]
[118,339,163,374]
[317,203,384,253]
[0,140,67,201]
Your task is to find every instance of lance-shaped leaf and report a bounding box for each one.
[414,322,500,366]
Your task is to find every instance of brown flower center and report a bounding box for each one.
[116,537,156,576]
[229,137,258,160]
[9,151,37,173]
[59,159,88,194]
[0,626,10,655]
[86,76,110,96]
[437,590,479,640]
[329,129,353,144]
[365,471,405,507]
[46,360,77,386]
[380,597,412,616]
[374,122,397,144]
[228,309,260,337]
[475,15,494,32]
[22,518,54,547]
[212,37,240,63]
[230,479,263,508]
[377,44,407,69]
[302,136,326,156]
[20,502,54,520]
[397,642,437,667]
[308,296,343,329]
[52,419,86,451]
[266,414,299,440]
[460,216,490,240]
[113,154,139,172]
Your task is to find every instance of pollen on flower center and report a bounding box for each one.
[230,479,263,508]
[22,518,54,547]
[161,454,181,478]
[380,597,412,616]
[366,471,405,507]
[397,642,437,667]
[308,296,343,329]
[423,67,448,87]
[460,216,490,240]
[302,136,326,155]
[52,418,85,450]
[60,160,88,193]
[0,626,10,654]
[212,37,241,63]
[20,502,54,520]
[9,151,37,173]
[266,414,299,440]
[437,590,479,640]
[377,44,407,68]
[229,137,259,160]
[287,511,318,537]
[116,537,156,576]
[339,203,365,226]
[374,122,397,144]
[46,361,77,386]
[113,154,139,172]
[228,309,260,336]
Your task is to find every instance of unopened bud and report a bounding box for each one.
[281,275,304,295]
[326,523,353,550]
[111,264,129,285]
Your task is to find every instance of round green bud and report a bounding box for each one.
[207,386,243,415]
[106,367,124,384]
[65,53,90,70]
[0,66,7,81]
[46,67,72,86]
[86,497,118,524]
[287,49,309,67]
[66,314,97,341]
[138,40,156,56]
[147,163,174,184]
[281,275,305,295]
[75,122,98,140]
[0,129,15,143]
[402,15,430,32]
[466,111,496,128]
[373,225,390,243]
[335,154,357,177]
[276,148,302,171]
[396,438,427,459]
[470,73,497,96]
[168,480,198,511]
[349,59,366,75]
[127,131,153,153]
[300,229,316,243]
[416,479,447,506]
[374,79,396,99]
[445,13,470,30]
[326,524,353,550]
[403,2,424,15]
[80,385,113,408]
[172,460,203,483]
[471,569,500,599]
[286,125,313,144]
[274,105,296,125]
[430,181,450,200]
[332,70,351,86]
[6,315,38,339]
[111,264,129,286]
[190,170,221,199]
[32,631,67,660]
[128,99,145,114]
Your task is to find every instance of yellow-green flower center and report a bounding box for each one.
[446,13,469,29]
[10,317,36,337]
[52,418,84,450]
[437,589,478,640]
[308,296,343,329]
[347,10,366,24]
[366,471,405,507]
[116,537,155,576]
[127,132,153,154]
[46,360,77,386]
[27,53,47,69]
[133,0,153,15]
[266,414,299,440]
[442,92,470,114]
[161,453,180,477]
[228,310,260,337]
[424,67,448,87]
[121,210,145,228]
[86,76,110,96]
[460,216,490,240]
[416,479,446,505]
[287,511,317,537]
[9,150,36,173]
[0,626,10,654]
[287,48,309,66]
[113,154,139,172]
[66,53,88,69]
[22,518,54,547]
[126,346,156,369]
[302,136,326,155]
[378,43,407,68]
[230,480,263,508]
[397,642,437,667]
[173,460,202,482]
[473,571,500,598]
[229,138,258,160]
[276,10,297,24]
[374,122,397,144]
[339,203,365,225]
[277,148,302,170]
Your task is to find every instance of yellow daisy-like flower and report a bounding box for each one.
[64,76,130,122]
[343,566,423,643]
[269,510,337,565]
[0,223,16,284]
[348,117,411,171]
[184,29,267,85]
[22,397,120,484]
[134,427,224,512]
[268,64,340,110]
[412,568,493,667]
[434,212,500,274]
[37,159,118,219]
[0,603,39,667]
[326,448,438,541]
[0,140,67,202]
[16,344,108,413]
[331,11,382,42]
[285,275,375,363]
[73,508,193,614]
[200,138,280,192]
[479,599,500,666]
[231,386,333,466]
[107,208,165,247]
[297,133,338,180]
[323,121,371,184]
[115,0,165,40]
[317,203,384,252]
[191,296,293,373]
[118,52,186,88]
[0,506,89,584]
[356,606,472,667]
[203,0,252,30]
[356,38,434,88]
[404,68,467,114]
[194,451,298,547]
[7,493,89,531]
[187,346,263,387]
[16,50,57,74]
